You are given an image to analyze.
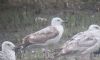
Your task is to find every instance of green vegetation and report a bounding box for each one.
[0,0,100,60]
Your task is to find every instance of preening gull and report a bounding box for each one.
[21,17,66,48]
[56,24,100,60]
[0,41,16,60]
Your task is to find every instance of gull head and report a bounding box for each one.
[88,24,100,30]
[51,17,64,26]
[2,41,15,51]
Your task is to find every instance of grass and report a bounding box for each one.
[0,8,100,60]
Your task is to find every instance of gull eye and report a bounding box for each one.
[7,43,11,46]
[57,19,60,21]
[95,26,99,29]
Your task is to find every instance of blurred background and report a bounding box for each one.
[0,0,100,60]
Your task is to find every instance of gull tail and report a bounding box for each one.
[15,43,30,53]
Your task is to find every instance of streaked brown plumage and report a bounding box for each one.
[21,17,64,49]
[22,26,59,47]
[56,24,100,58]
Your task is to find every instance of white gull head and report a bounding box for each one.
[88,24,100,31]
[2,41,15,51]
[51,17,64,26]
[1,41,16,60]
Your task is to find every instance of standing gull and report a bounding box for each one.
[0,41,16,60]
[18,17,67,59]
[56,24,100,60]
[21,17,66,49]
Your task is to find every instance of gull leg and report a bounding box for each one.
[21,49,26,60]
[42,48,47,60]
[42,48,51,60]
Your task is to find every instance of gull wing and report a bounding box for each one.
[22,26,59,47]
[60,30,99,55]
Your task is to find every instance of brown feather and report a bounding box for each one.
[22,26,59,47]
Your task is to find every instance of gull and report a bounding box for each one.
[0,41,16,60]
[17,17,67,59]
[21,17,66,49]
[56,24,100,60]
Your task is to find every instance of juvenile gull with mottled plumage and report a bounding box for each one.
[21,17,66,49]
[56,24,100,60]
[0,41,16,60]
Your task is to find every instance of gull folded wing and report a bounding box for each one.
[22,26,59,47]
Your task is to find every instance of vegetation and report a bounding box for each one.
[0,0,100,60]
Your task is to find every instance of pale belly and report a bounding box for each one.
[45,35,61,45]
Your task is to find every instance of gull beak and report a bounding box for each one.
[63,21,68,23]
[62,20,68,23]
